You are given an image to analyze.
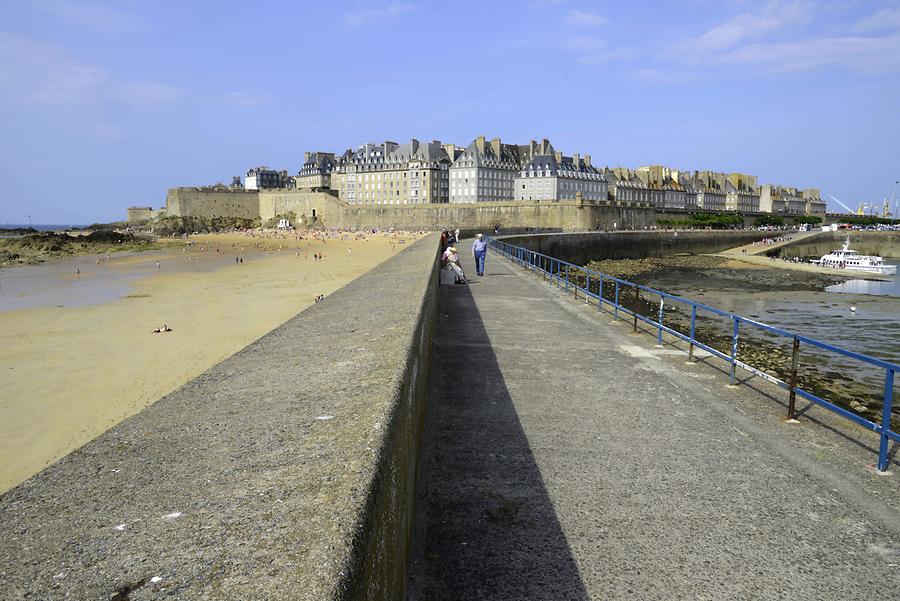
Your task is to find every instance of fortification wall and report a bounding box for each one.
[339,201,656,232]
[258,189,344,226]
[165,188,260,219]
[503,230,771,264]
[162,187,810,234]
[0,236,442,600]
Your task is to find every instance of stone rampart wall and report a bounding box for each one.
[0,235,442,600]
[166,188,260,219]
[258,189,344,226]
[340,201,656,232]
[164,187,822,233]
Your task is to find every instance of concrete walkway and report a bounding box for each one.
[408,244,900,600]
[721,230,821,255]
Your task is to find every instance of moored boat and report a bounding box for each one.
[810,237,896,275]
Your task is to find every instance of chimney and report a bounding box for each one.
[542,138,551,154]
[573,153,580,167]
[490,137,501,158]
[554,150,562,163]
[410,138,419,154]
[304,152,311,162]
[584,154,591,167]
[475,136,486,153]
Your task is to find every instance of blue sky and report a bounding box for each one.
[1,0,899,223]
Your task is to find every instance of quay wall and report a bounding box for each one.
[0,235,442,601]
[774,230,900,259]
[501,230,772,265]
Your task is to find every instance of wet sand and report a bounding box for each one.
[0,231,422,493]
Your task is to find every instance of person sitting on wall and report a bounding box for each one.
[443,246,469,285]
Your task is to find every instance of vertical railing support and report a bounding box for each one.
[585,274,590,303]
[598,275,604,311]
[614,281,619,318]
[657,296,665,346]
[787,336,800,420]
[878,368,895,472]
[729,317,739,386]
[633,286,640,333]
[565,266,569,293]
[688,305,697,362]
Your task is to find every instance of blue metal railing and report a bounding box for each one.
[488,238,899,472]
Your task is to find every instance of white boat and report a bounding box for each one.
[810,237,896,275]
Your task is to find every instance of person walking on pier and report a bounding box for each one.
[472,233,487,276]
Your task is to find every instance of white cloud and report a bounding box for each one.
[0,33,178,108]
[564,9,606,27]
[852,6,900,34]
[656,1,900,75]
[344,2,415,28]
[716,33,900,73]
[669,0,816,58]
[31,0,150,34]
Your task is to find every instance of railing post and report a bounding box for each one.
[878,368,895,472]
[584,274,590,303]
[688,305,697,362]
[633,286,640,333]
[787,336,800,420]
[598,275,603,311]
[614,281,619,318]
[565,265,569,293]
[657,296,665,346]
[730,317,739,386]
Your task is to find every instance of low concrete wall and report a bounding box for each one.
[502,230,772,264]
[0,235,441,600]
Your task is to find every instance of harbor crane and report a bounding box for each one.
[886,179,899,218]
[828,194,855,214]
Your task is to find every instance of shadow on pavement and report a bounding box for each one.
[407,282,589,601]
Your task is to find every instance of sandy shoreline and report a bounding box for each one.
[0,231,423,493]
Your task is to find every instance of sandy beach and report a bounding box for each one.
[0,230,423,493]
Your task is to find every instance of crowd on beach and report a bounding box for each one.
[752,235,792,247]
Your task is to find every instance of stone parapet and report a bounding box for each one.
[0,235,441,600]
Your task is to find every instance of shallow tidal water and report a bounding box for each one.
[639,260,899,416]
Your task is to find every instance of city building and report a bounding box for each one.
[514,143,607,202]
[449,136,523,203]
[604,167,650,204]
[803,188,826,216]
[693,171,727,211]
[759,184,795,213]
[295,152,336,191]
[725,173,760,213]
[331,139,451,205]
[636,165,696,209]
[245,166,289,190]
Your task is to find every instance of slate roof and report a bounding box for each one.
[521,153,603,178]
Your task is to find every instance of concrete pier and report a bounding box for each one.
[408,243,900,600]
